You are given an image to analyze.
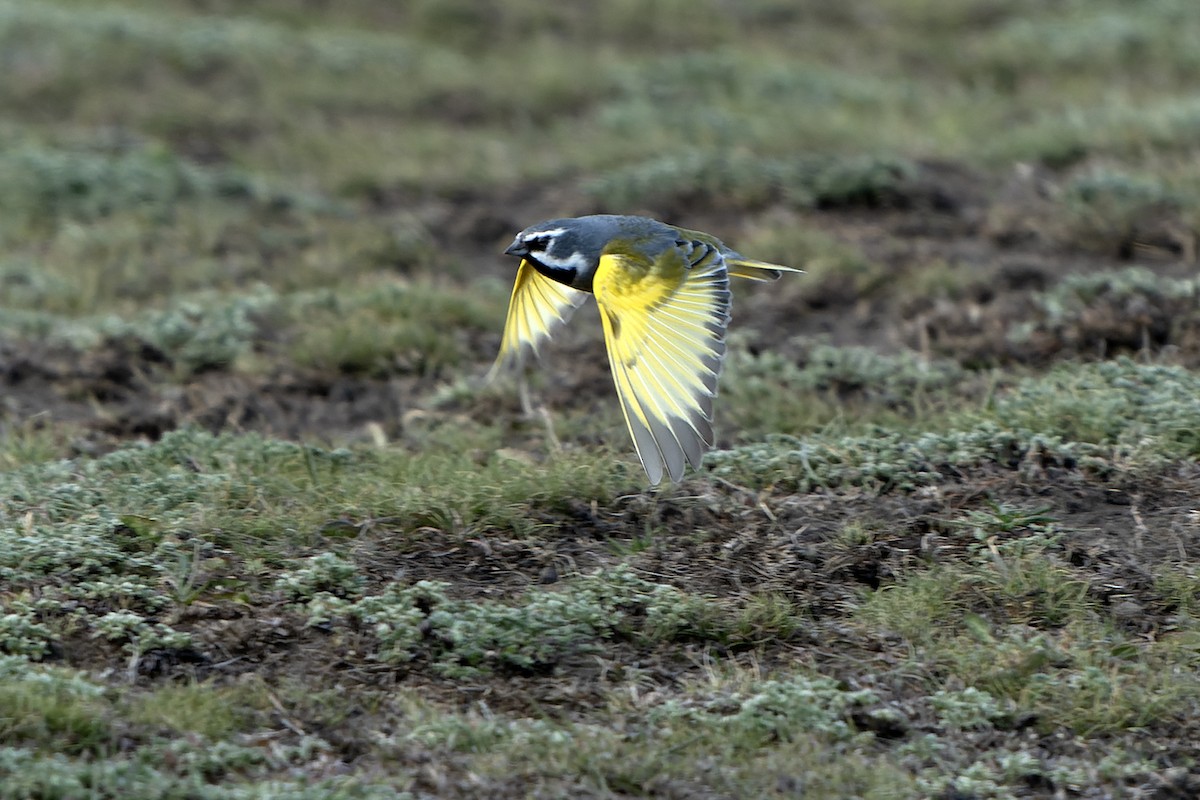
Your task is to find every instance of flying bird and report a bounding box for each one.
[490,214,801,484]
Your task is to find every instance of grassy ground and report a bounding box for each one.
[2,1,1200,797]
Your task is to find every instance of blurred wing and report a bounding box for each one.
[593,240,731,484]
[489,260,588,378]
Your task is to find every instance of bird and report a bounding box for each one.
[489,214,802,485]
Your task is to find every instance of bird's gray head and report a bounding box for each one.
[503,215,631,287]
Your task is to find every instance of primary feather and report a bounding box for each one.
[593,240,730,484]
[488,259,587,378]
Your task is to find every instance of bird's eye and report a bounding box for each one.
[525,235,551,252]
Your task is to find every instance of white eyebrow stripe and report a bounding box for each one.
[525,227,566,240]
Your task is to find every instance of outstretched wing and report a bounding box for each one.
[593,239,731,484]
[489,260,588,379]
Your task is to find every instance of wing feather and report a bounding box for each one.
[489,260,588,379]
[670,225,802,281]
[593,242,731,484]
[725,258,805,281]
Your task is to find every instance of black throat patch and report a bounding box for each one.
[528,258,579,288]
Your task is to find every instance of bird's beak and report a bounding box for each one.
[504,239,528,257]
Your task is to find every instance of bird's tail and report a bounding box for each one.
[726,257,804,282]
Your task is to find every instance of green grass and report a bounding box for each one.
[126,682,253,740]
[0,277,506,377]
[711,359,1200,490]
[0,417,83,469]
[849,507,1200,791]
[585,151,919,211]
[2,424,630,550]
[719,343,967,439]
[858,568,1200,735]
[2,0,1199,199]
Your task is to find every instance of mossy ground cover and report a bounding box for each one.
[2,1,1200,797]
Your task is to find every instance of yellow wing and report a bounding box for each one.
[593,240,731,484]
[489,260,588,379]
